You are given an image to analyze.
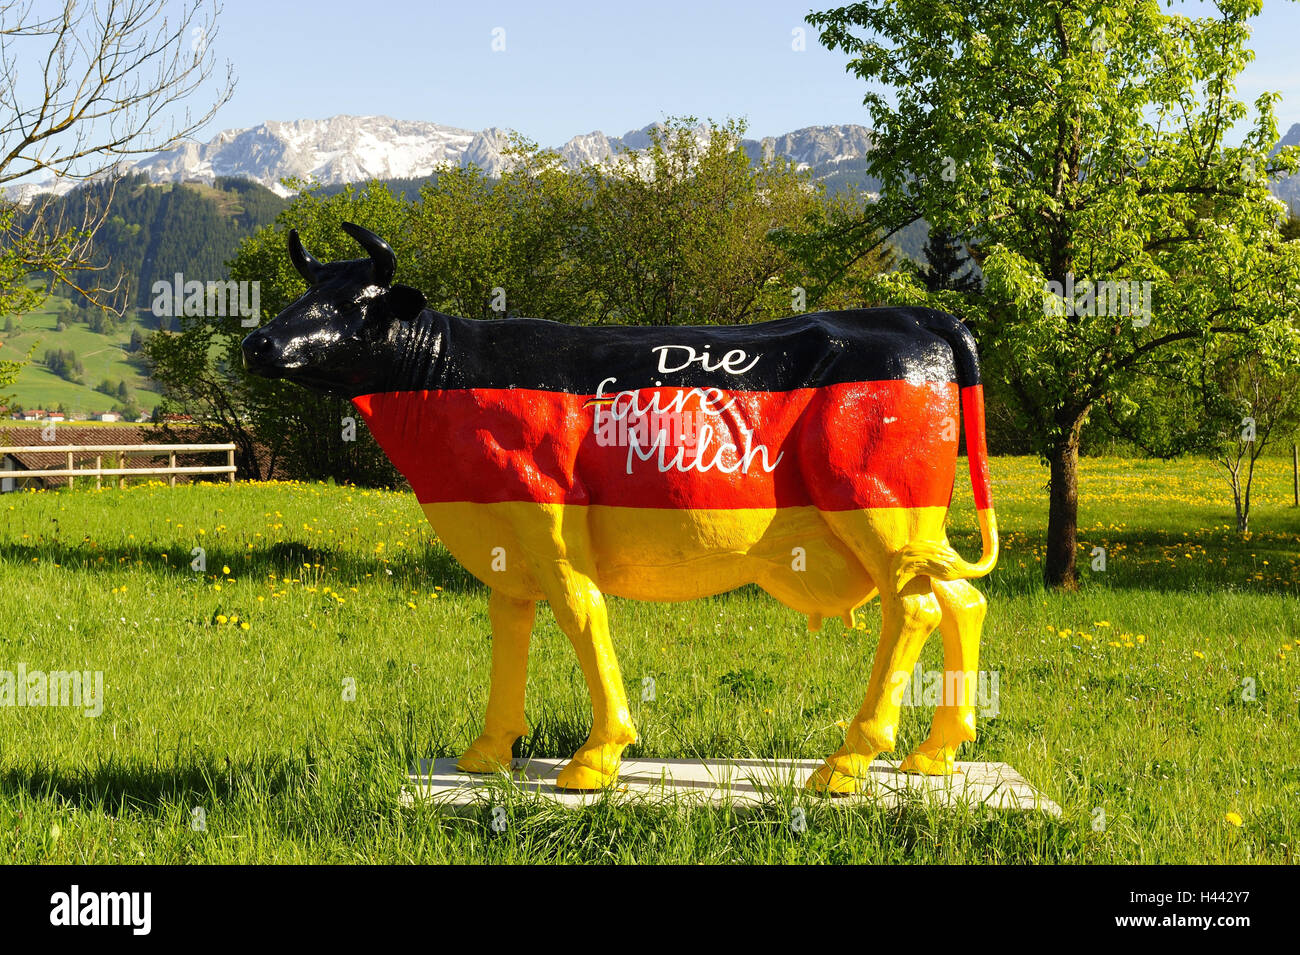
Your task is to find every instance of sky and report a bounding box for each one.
[187,0,1300,146]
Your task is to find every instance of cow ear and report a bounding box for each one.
[384,283,426,321]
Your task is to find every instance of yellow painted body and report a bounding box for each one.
[438,500,998,792]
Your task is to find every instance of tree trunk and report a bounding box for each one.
[1240,453,1256,535]
[1044,428,1083,591]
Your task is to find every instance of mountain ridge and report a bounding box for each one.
[46,115,876,197]
[18,115,1296,212]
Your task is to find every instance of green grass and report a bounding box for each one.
[0,455,1297,863]
[2,294,154,412]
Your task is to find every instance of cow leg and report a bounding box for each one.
[807,575,942,794]
[458,590,536,773]
[543,568,637,790]
[899,578,986,775]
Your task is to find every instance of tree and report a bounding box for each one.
[1204,354,1300,533]
[0,0,233,323]
[1108,339,1300,533]
[44,348,83,382]
[405,138,596,321]
[577,118,830,325]
[807,0,1300,588]
[919,228,980,293]
[0,341,23,406]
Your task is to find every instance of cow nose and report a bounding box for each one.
[242,330,273,367]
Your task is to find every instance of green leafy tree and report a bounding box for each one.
[0,341,24,407]
[577,118,829,325]
[808,0,1300,588]
[1201,353,1300,534]
[407,139,595,321]
[1108,339,1300,533]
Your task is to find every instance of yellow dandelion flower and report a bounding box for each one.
[1224,811,1243,827]
[216,615,228,625]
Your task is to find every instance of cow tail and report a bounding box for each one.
[893,310,999,589]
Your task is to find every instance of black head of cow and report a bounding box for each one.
[241,222,428,398]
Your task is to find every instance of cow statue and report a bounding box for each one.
[243,222,999,793]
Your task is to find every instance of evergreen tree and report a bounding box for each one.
[919,228,980,293]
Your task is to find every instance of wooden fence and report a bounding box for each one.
[0,443,236,489]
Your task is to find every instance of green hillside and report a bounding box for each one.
[1,294,154,415]
[44,173,287,313]
[3,173,287,415]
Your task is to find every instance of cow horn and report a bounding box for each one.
[341,221,397,287]
[288,229,323,285]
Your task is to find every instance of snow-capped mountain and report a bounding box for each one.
[131,115,481,196]
[1271,122,1300,212]
[11,114,1295,210]
[746,124,876,167]
[15,115,878,198]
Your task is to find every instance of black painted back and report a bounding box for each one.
[408,306,979,395]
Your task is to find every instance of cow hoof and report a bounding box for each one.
[804,752,875,795]
[457,737,515,774]
[899,748,958,776]
[555,760,617,791]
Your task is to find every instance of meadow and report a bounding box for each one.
[0,454,1296,863]
[2,295,152,413]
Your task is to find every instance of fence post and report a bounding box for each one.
[96,455,102,490]
[67,451,74,491]
[227,447,235,484]
[170,453,177,488]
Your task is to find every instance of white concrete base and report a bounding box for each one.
[405,756,1061,816]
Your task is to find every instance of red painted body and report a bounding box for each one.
[355,380,991,512]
